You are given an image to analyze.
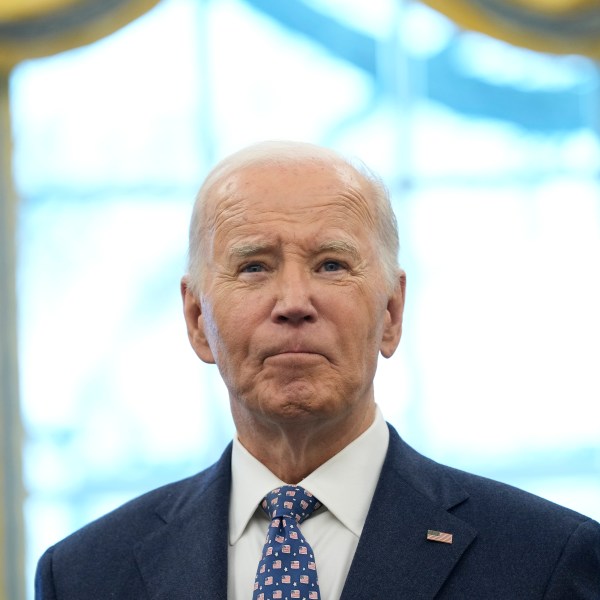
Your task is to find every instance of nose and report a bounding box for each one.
[271,265,318,325]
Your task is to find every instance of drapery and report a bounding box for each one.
[421,0,600,58]
[2,0,600,71]
[0,0,161,70]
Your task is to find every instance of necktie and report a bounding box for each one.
[253,485,322,600]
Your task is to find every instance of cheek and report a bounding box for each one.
[340,300,388,361]
[204,295,255,362]
[200,299,219,346]
[200,299,233,365]
[337,287,385,332]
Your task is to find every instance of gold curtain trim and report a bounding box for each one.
[421,0,600,59]
[0,0,81,22]
[511,0,599,14]
[0,0,162,71]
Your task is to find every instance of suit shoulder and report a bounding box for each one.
[382,426,600,597]
[387,425,597,532]
[36,448,232,598]
[48,445,232,558]
[444,462,594,524]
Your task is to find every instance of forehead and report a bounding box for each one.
[203,158,377,242]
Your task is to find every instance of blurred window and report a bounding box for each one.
[11,0,600,591]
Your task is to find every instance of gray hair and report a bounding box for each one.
[186,142,400,295]
[348,157,400,291]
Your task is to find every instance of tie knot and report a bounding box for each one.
[261,485,321,524]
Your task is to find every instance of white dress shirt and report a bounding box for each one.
[227,406,390,600]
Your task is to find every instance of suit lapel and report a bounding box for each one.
[341,427,477,600]
[131,427,478,599]
[134,447,232,600]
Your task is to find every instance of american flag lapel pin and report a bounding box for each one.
[427,529,453,544]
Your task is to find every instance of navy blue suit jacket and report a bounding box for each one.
[36,425,600,599]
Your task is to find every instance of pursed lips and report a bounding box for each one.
[262,346,327,362]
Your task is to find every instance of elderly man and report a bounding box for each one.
[36,141,600,599]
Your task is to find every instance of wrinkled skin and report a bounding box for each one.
[182,147,405,481]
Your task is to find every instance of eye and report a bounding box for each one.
[320,260,344,272]
[241,263,265,273]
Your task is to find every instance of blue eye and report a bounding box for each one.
[321,261,342,272]
[242,263,265,273]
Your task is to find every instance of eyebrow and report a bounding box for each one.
[316,240,360,260]
[228,242,271,259]
[228,239,361,260]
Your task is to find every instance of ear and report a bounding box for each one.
[380,270,406,359]
[181,276,216,364]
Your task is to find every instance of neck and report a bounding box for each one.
[234,403,376,483]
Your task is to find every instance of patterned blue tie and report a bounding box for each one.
[253,485,322,600]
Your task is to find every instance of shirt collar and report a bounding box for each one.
[229,406,389,544]
[229,436,285,545]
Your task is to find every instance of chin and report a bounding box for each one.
[255,383,336,419]
[232,374,350,422]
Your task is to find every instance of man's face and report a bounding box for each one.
[183,158,404,432]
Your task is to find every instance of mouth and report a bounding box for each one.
[264,349,326,363]
[260,337,330,364]
[270,350,322,357]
